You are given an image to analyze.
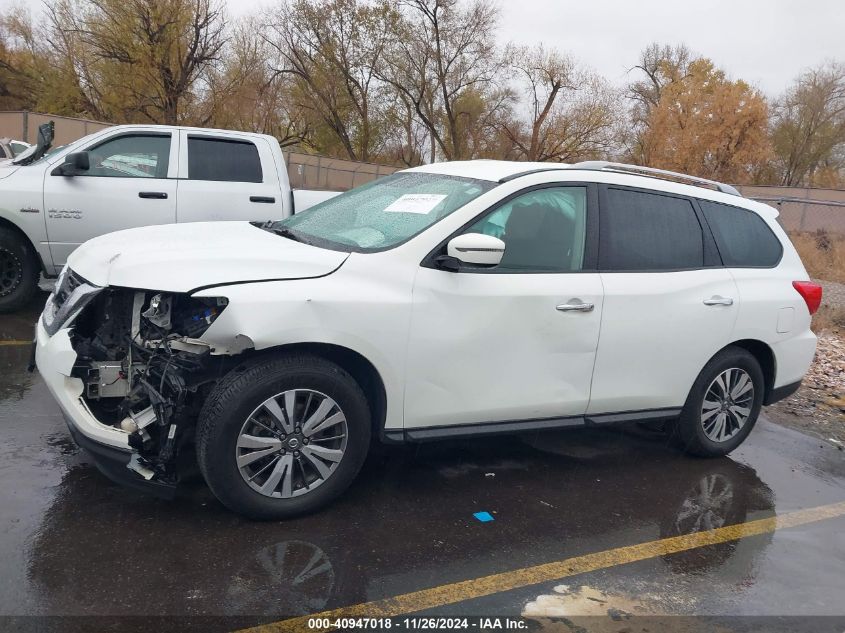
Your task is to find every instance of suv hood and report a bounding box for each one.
[67,222,349,292]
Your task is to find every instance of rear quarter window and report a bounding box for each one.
[699,200,783,267]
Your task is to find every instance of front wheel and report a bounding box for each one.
[675,347,764,457]
[0,227,40,313]
[197,354,371,520]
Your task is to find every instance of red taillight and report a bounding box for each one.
[793,281,823,315]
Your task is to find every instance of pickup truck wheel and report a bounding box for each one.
[197,354,371,520]
[0,227,39,313]
[675,347,764,457]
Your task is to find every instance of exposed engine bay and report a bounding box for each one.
[70,288,230,482]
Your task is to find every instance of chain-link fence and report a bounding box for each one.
[736,185,845,234]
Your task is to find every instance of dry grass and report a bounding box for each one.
[812,303,845,334]
[789,229,845,284]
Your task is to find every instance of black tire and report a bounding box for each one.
[197,353,371,520]
[675,347,764,457]
[0,227,39,313]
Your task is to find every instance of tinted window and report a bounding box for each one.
[465,187,587,272]
[188,137,262,183]
[600,188,704,271]
[699,200,782,267]
[86,134,171,178]
[0,146,6,159]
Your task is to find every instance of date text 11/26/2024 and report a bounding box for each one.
[306,617,529,630]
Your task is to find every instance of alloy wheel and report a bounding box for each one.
[236,389,348,498]
[0,247,22,297]
[701,368,754,443]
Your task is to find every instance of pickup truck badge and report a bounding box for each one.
[19,207,40,214]
[47,209,82,220]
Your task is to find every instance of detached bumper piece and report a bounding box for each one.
[64,413,177,499]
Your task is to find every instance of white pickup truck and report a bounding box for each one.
[0,122,338,312]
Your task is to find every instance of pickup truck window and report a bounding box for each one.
[10,141,29,156]
[86,134,171,178]
[187,137,262,183]
[273,172,497,252]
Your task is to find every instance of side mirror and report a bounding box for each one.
[446,232,505,267]
[54,151,90,176]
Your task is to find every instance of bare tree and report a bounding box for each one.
[262,0,397,161]
[501,45,620,162]
[203,18,309,146]
[379,0,504,161]
[771,62,845,186]
[42,0,226,124]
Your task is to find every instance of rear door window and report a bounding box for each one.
[600,187,704,271]
[699,200,783,267]
[187,137,262,183]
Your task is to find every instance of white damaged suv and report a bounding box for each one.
[35,161,821,519]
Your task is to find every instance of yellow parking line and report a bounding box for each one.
[243,500,845,632]
[0,340,32,347]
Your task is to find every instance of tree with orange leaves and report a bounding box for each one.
[637,58,771,184]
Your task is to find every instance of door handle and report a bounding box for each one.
[556,301,594,312]
[139,191,168,199]
[703,296,734,306]
[250,196,276,203]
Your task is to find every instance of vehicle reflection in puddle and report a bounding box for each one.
[224,540,335,617]
[23,425,776,617]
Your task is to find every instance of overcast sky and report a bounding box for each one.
[3,0,844,96]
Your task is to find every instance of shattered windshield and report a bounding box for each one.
[272,172,497,252]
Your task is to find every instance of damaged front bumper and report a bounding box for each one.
[35,320,177,498]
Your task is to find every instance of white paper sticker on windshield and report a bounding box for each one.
[384,194,447,214]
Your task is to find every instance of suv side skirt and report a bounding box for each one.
[382,407,682,443]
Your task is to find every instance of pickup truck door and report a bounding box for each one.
[175,132,285,223]
[43,131,178,268]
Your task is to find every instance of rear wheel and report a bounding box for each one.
[675,347,764,457]
[0,227,39,313]
[197,354,371,520]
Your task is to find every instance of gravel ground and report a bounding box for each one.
[818,279,845,308]
[765,278,845,446]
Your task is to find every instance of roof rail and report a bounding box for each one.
[568,161,742,197]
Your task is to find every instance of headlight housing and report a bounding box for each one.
[42,267,103,336]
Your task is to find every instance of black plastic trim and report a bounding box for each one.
[498,166,571,183]
[764,380,802,406]
[63,414,176,499]
[385,407,683,443]
[585,407,681,425]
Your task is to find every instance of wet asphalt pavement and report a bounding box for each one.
[2,295,845,632]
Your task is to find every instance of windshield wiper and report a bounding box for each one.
[269,227,307,243]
